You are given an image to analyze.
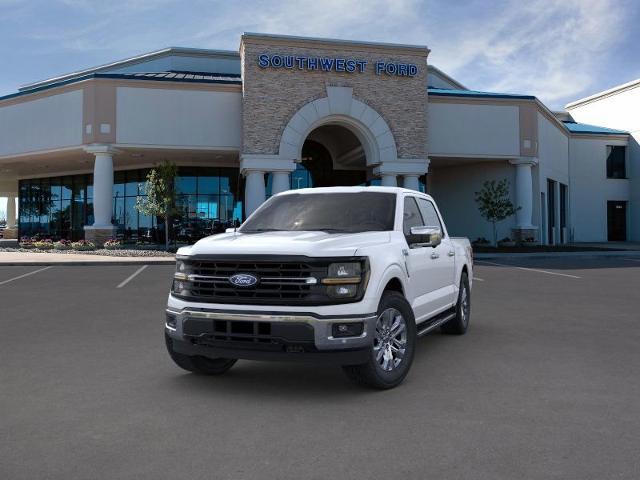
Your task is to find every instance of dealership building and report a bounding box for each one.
[0,33,637,245]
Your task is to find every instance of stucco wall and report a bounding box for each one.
[569,136,630,242]
[429,161,517,242]
[0,90,83,156]
[427,102,520,157]
[568,86,639,241]
[116,87,242,148]
[240,36,428,159]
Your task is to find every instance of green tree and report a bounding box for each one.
[135,161,178,250]
[474,179,519,246]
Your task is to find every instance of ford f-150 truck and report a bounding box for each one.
[165,187,473,389]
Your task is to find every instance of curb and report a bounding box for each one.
[475,250,640,260]
[0,259,176,266]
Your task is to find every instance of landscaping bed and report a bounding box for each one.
[0,247,174,257]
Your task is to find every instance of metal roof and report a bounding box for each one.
[562,121,628,135]
[428,87,535,100]
[0,71,242,103]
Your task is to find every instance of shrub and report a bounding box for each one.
[20,236,35,249]
[71,240,96,251]
[54,239,72,250]
[33,239,54,250]
[472,237,490,246]
[103,238,122,250]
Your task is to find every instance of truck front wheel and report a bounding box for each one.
[342,291,416,389]
[165,333,237,375]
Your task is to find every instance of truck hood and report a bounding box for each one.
[181,231,392,257]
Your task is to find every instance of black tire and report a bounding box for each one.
[342,291,416,389]
[441,271,470,335]
[165,333,237,375]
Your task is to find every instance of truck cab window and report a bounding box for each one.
[417,198,442,230]
[403,197,424,237]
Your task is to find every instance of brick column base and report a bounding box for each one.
[84,226,116,247]
[2,228,18,239]
[511,228,538,243]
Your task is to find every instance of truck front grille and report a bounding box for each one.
[176,257,333,305]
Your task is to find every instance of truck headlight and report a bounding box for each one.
[323,262,365,298]
[323,262,362,284]
[173,258,192,294]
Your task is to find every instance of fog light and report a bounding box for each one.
[166,312,177,330]
[327,284,357,298]
[332,322,364,338]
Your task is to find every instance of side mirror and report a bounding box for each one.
[409,226,442,248]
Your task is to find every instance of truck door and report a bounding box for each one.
[416,198,457,310]
[402,196,444,322]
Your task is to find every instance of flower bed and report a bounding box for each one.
[70,240,96,251]
[103,238,123,250]
[54,239,72,250]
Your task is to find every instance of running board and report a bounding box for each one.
[416,308,456,337]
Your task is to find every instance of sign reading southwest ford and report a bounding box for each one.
[257,53,418,77]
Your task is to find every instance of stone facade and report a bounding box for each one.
[240,34,429,161]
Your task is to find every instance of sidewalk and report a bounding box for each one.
[0,251,175,266]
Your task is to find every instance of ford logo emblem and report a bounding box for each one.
[229,273,259,288]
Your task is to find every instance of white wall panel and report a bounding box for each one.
[428,103,520,157]
[116,87,242,148]
[0,90,83,156]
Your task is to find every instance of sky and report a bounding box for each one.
[0,0,639,107]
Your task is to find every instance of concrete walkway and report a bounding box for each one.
[475,249,640,260]
[0,251,175,265]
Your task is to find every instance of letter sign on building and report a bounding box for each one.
[258,53,417,77]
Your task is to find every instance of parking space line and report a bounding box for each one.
[473,277,485,282]
[0,266,52,286]
[117,265,148,289]
[476,260,581,279]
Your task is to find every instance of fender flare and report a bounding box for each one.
[371,263,409,302]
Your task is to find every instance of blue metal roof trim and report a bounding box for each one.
[428,87,536,100]
[562,121,628,135]
[0,72,242,102]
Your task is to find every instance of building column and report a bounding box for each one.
[271,171,290,195]
[84,145,117,245]
[244,170,266,217]
[509,157,538,241]
[2,194,18,240]
[240,154,296,218]
[380,174,397,187]
[402,174,420,191]
[6,195,16,229]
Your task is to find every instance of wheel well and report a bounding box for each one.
[383,277,404,296]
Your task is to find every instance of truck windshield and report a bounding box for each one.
[240,192,396,234]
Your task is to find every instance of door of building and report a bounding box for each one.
[607,201,627,241]
[547,179,556,245]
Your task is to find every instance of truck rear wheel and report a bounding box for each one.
[342,291,416,389]
[165,333,237,375]
[441,271,470,335]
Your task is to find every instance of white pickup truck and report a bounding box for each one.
[165,187,473,389]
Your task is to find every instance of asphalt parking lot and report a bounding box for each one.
[1,257,640,479]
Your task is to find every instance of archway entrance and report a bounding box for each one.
[297,124,376,188]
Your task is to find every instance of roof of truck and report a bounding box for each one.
[277,186,430,196]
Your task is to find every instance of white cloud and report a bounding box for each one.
[4,0,635,108]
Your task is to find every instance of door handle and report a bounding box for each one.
[430,252,439,259]
[448,250,455,257]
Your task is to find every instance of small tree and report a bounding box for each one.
[136,161,178,250]
[474,179,519,246]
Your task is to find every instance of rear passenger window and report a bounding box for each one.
[417,198,442,230]
[403,197,424,236]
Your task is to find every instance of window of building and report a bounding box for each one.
[606,146,626,179]
[18,167,242,244]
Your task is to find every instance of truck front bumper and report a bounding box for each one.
[165,308,377,365]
